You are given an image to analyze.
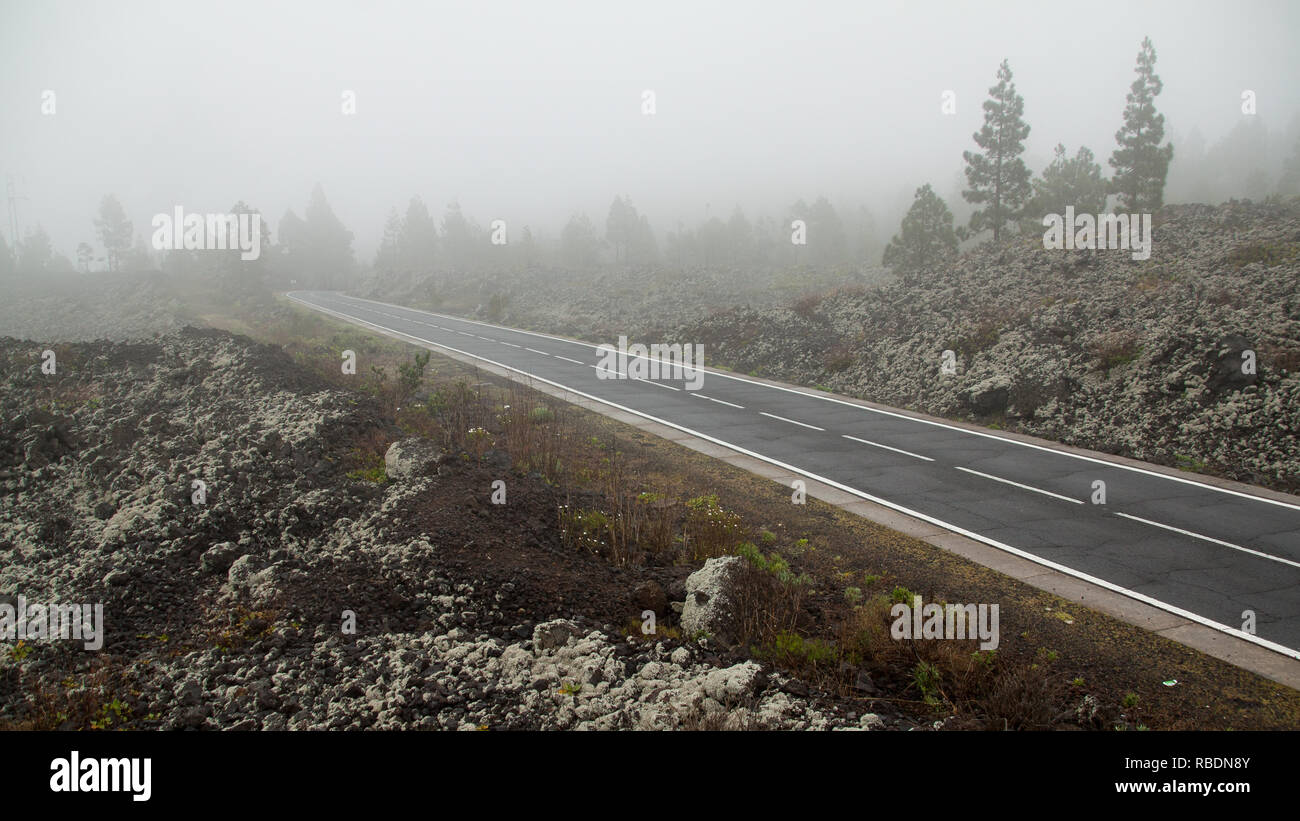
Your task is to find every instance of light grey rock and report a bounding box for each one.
[680,555,745,641]
[384,438,442,480]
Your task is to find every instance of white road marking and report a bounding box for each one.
[555,355,585,365]
[693,393,744,409]
[284,291,1300,660]
[524,347,551,356]
[955,466,1083,504]
[842,434,934,461]
[1115,512,1300,570]
[499,341,522,348]
[760,411,825,431]
[635,378,680,391]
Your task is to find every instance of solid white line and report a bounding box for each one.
[694,393,745,409]
[760,411,825,431]
[955,466,1083,504]
[524,347,551,356]
[283,292,1300,661]
[842,434,934,462]
[555,355,585,365]
[1115,512,1300,570]
[322,292,1300,513]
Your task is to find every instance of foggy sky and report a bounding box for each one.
[3,0,1299,262]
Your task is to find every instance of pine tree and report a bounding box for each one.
[1110,37,1174,212]
[94,194,133,272]
[962,59,1032,242]
[883,184,959,276]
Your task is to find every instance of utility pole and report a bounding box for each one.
[6,175,29,247]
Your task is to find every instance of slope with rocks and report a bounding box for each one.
[0,328,890,730]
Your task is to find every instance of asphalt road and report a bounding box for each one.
[287,290,1300,658]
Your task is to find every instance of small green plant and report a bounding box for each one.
[890,586,916,604]
[759,529,777,544]
[1122,691,1140,709]
[528,406,555,424]
[556,680,582,696]
[346,464,388,483]
[912,661,943,706]
[1072,677,1086,687]
[8,640,32,662]
[756,631,837,667]
[843,586,863,605]
[90,697,130,730]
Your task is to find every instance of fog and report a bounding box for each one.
[2,0,1299,262]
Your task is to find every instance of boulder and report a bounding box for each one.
[384,438,442,480]
[532,619,581,651]
[631,580,667,615]
[964,377,1010,415]
[680,556,745,641]
[200,541,243,575]
[1207,333,1258,394]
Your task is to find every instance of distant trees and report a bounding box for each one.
[962,59,1033,242]
[277,185,355,288]
[1023,144,1108,228]
[94,195,133,272]
[18,225,53,272]
[560,212,600,269]
[1109,37,1174,212]
[605,196,657,266]
[76,242,94,273]
[1280,135,1300,198]
[399,196,439,274]
[882,184,959,276]
[440,201,485,272]
[793,196,847,268]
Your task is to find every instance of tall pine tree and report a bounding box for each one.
[962,59,1032,242]
[1110,37,1174,212]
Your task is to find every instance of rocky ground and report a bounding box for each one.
[0,328,903,730]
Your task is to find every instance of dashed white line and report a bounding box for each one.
[1115,512,1300,569]
[499,341,522,348]
[693,393,745,409]
[524,347,551,356]
[954,466,1083,504]
[759,411,825,431]
[555,355,585,365]
[842,434,934,461]
[635,378,680,391]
